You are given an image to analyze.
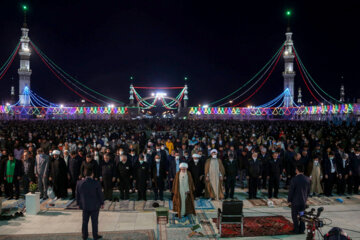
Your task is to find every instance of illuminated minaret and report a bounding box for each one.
[297,87,302,105]
[183,84,188,108]
[283,10,296,107]
[340,84,345,102]
[18,5,31,106]
[129,84,134,106]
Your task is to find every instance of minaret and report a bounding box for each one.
[183,84,188,108]
[283,12,296,107]
[18,5,31,106]
[297,87,302,105]
[129,84,134,106]
[340,84,345,102]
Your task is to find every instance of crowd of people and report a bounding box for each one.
[0,119,359,202]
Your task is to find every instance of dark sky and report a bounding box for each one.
[0,0,359,106]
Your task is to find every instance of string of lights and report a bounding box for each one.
[0,43,20,81]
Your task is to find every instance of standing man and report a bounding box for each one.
[188,153,204,198]
[349,148,360,194]
[288,164,310,234]
[21,150,35,194]
[172,162,196,218]
[35,148,50,199]
[99,153,116,200]
[49,150,68,199]
[246,152,262,199]
[223,152,238,199]
[204,149,225,200]
[4,153,22,200]
[151,154,167,201]
[267,151,282,199]
[76,167,104,240]
[116,154,132,200]
[134,154,149,201]
[68,151,82,199]
[323,151,338,196]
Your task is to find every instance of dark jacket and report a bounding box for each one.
[350,155,360,176]
[323,157,338,176]
[267,158,283,178]
[68,157,82,184]
[80,160,100,179]
[168,157,186,180]
[224,159,239,178]
[288,173,310,207]
[246,158,261,178]
[76,177,104,211]
[22,158,36,182]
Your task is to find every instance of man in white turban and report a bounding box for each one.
[204,149,225,200]
[172,162,196,217]
[49,149,68,199]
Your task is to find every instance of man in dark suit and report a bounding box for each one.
[337,153,350,195]
[267,151,283,198]
[68,151,82,199]
[323,151,338,196]
[246,152,261,199]
[116,154,133,200]
[152,154,167,200]
[288,164,310,234]
[76,167,104,240]
[224,152,238,199]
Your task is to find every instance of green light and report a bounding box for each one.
[22,5,28,11]
[130,76,133,80]
[286,10,291,16]
[184,77,188,81]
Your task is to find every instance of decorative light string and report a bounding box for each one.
[293,46,342,103]
[30,41,124,104]
[209,43,285,106]
[0,43,20,81]
[232,45,285,107]
[29,42,100,106]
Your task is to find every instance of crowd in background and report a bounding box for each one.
[0,119,359,201]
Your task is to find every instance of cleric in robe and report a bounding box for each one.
[204,149,225,200]
[49,150,68,199]
[172,162,196,217]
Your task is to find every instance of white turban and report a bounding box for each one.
[52,150,61,155]
[179,162,188,169]
[210,149,218,154]
[192,153,201,158]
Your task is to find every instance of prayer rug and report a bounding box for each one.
[168,199,214,210]
[113,200,135,211]
[0,230,155,240]
[65,200,78,210]
[143,200,165,211]
[1,199,25,210]
[45,198,73,209]
[212,215,293,238]
[248,198,267,207]
[168,212,197,228]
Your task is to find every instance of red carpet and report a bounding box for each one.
[213,215,293,238]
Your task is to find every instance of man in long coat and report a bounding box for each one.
[172,162,196,217]
[49,150,68,199]
[204,149,225,200]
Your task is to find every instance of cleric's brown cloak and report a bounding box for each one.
[172,170,196,216]
[204,158,225,199]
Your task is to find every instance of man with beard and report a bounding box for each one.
[21,150,35,194]
[35,148,50,199]
[267,151,283,199]
[116,154,132,200]
[172,162,196,218]
[99,153,116,200]
[68,151,82,199]
[188,153,204,198]
[134,154,149,200]
[247,152,262,199]
[323,151,338,196]
[204,149,225,200]
[49,150,68,199]
[4,153,22,199]
[80,154,100,180]
[259,146,270,189]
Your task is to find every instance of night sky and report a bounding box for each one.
[0,1,359,106]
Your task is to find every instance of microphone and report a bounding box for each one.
[316,207,324,217]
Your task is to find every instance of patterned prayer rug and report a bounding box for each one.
[248,198,267,207]
[168,199,214,210]
[168,212,197,228]
[113,200,135,211]
[212,215,293,238]
[45,198,73,210]
[143,200,165,211]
